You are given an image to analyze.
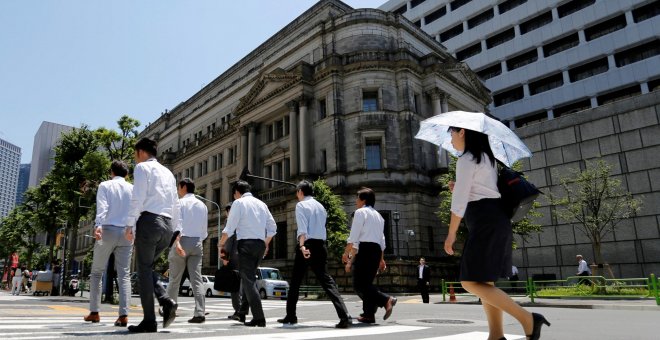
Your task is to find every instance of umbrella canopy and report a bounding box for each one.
[414,111,532,167]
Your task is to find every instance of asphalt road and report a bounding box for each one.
[0,291,656,339]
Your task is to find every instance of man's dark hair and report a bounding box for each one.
[357,187,376,207]
[135,137,157,157]
[448,126,495,166]
[178,178,195,194]
[224,202,232,212]
[296,180,313,196]
[110,160,129,177]
[232,180,251,195]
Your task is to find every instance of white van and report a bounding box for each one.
[256,267,289,299]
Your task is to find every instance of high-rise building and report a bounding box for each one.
[0,138,21,219]
[15,164,30,205]
[28,121,74,187]
[379,0,660,127]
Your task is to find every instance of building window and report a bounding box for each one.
[486,27,515,49]
[318,99,326,120]
[520,11,552,34]
[529,73,564,95]
[284,158,290,180]
[211,156,217,171]
[493,86,524,107]
[185,168,190,178]
[410,0,425,9]
[362,91,379,112]
[267,124,274,142]
[568,57,609,82]
[450,0,471,11]
[212,188,221,205]
[543,33,580,57]
[584,15,627,41]
[649,78,660,92]
[456,42,482,61]
[320,149,327,173]
[514,111,548,128]
[202,160,208,176]
[467,8,494,29]
[440,23,463,42]
[596,85,641,106]
[498,0,527,14]
[557,0,595,18]
[264,165,272,189]
[393,4,407,15]
[476,63,503,80]
[424,6,447,24]
[228,147,234,165]
[365,139,382,170]
[275,120,284,139]
[614,40,660,67]
[413,20,422,28]
[553,98,591,117]
[633,1,660,23]
[218,153,223,168]
[506,49,538,71]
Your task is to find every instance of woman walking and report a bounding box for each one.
[444,127,549,340]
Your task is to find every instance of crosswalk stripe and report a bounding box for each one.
[416,332,525,340]
[184,325,428,340]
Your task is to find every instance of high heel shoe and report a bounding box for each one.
[526,312,551,340]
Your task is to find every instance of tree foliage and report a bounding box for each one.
[95,115,140,162]
[437,156,543,250]
[312,178,349,259]
[550,159,642,265]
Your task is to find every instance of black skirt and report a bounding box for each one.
[459,198,513,282]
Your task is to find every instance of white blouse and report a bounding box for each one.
[450,152,501,218]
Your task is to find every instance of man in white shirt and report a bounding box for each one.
[124,138,181,333]
[576,255,591,276]
[278,181,351,328]
[219,180,276,327]
[84,161,133,327]
[166,178,208,324]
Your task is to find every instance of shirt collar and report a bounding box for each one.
[241,192,253,198]
[303,196,313,201]
[146,157,157,162]
[111,176,125,181]
[184,193,195,198]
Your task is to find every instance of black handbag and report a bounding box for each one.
[497,164,542,222]
[213,265,240,293]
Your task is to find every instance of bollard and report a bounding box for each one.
[651,274,659,306]
[449,283,457,303]
[441,279,446,302]
[528,277,535,303]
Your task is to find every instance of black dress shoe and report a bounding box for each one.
[127,321,157,333]
[161,298,178,328]
[229,314,246,322]
[244,319,266,327]
[527,312,551,340]
[336,318,351,329]
[357,316,375,324]
[277,316,298,324]
[188,316,205,324]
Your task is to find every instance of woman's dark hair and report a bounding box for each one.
[135,137,157,156]
[449,126,496,166]
[110,160,129,177]
[232,180,251,195]
[357,187,376,207]
[296,180,314,196]
[178,178,195,194]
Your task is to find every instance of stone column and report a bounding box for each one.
[441,93,450,113]
[299,97,310,174]
[429,88,443,115]
[248,123,256,174]
[287,101,299,177]
[240,126,248,170]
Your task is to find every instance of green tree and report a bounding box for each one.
[24,176,66,263]
[312,178,349,259]
[95,115,140,162]
[550,159,642,265]
[437,156,543,251]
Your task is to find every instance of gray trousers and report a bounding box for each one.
[237,239,265,321]
[135,213,173,323]
[89,225,133,316]
[166,236,205,317]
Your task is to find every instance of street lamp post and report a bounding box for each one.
[56,219,67,296]
[195,195,221,269]
[392,211,401,260]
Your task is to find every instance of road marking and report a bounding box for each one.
[416,331,525,340]
[184,325,428,340]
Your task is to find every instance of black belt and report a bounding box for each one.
[141,211,171,220]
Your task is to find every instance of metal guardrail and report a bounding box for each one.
[441,274,659,306]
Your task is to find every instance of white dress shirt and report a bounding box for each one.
[127,158,181,232]
[222,193,277,241]
[295,196,327,241]
[347,206,386,251]
[95,176,133,227]
[451,152,501,218]
[418,265,424,279]
[177,193,209,240]
[578,260,591,274]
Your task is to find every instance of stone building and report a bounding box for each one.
[139,0,490,276]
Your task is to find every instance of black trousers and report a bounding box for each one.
[286,239,349,320]
[135,212,173,323]
[236,239,265,320]
[417,279,429,303]
[352,242,389,317]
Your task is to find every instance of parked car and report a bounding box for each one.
[180,275,229,297]
[130,272,169,295]
[256,267,288,300]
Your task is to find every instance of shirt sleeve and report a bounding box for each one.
[347,209,365,249]
[295,202,308,239]
[127,164,147,228]
[170,177,182,233]
[265,205,277,238]
[94,183,108,227]
[379,234,386,251]
[450,155,477,218]
[174,198,183,233]
[223,200,242,237]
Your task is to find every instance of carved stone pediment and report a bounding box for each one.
[235,68,302,116]
[438,63,492,104]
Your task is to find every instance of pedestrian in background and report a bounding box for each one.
[343,187,396,324]
[221,202,246,321]
[166,178,208,324]
[417,257,431,304]
[84,160,133,327]
[278,180,351,328]
[219,180,276,327]
[11,267,22,295]
[125,137,181,333]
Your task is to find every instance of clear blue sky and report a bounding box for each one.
[0,0,385,163]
